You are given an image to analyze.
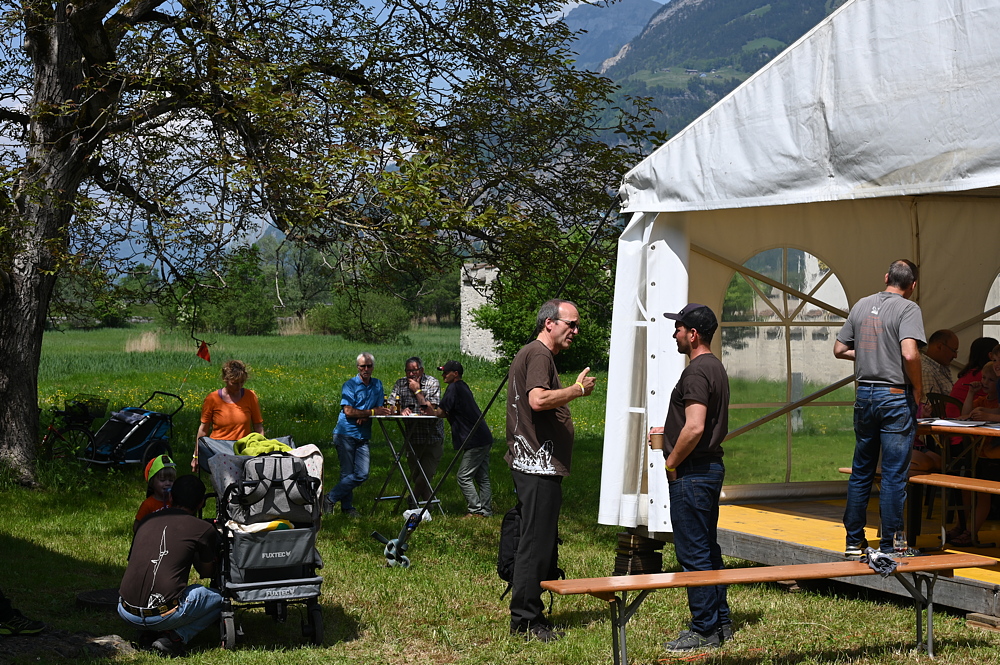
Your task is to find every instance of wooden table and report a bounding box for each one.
[914,421,1000,547]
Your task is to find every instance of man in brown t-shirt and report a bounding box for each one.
[505,298,595,642]
[660,304,732,654]
[118,475,220,656]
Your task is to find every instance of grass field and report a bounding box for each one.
[3,325,1000,664]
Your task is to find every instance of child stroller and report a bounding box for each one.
[80,391,183,468]
[206,438,325,648]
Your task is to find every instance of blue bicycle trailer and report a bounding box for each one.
[80,391,183,468]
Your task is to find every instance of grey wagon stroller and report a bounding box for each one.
[206,439,325,648]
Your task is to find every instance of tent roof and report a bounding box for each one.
[619,0,1000,214]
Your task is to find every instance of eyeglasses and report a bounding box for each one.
[555,318,581,332]
[358,364,373,369]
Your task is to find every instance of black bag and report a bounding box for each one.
[497,504,564,602]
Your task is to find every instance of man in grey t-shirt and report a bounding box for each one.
[834,259,925,556]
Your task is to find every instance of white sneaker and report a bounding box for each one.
[402,508,432,522]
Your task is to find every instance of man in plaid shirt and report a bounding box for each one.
[389,356,444,505]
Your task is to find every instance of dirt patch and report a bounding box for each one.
[0,630,137,662]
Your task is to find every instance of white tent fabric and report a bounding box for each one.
[600,0,1000,531]
[620,0,1000,215]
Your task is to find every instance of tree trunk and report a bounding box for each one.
[0,6,92,483]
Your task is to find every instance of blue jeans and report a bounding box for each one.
[457,446,492,515]
[844,385,916,552]
[668,459,730,636]
[118,584,222,644]
[326,433,371,512]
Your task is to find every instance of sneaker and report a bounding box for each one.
[0,611,45,636]
[343,508,361,518]
[511,622,565,643]
[402,508,432,523]
[719,622,734,643]
[845,539,869,557]
[663,628,720,653]
[151,630,185,657]
[322,496,335,515]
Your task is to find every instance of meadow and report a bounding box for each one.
[2,325,999,664]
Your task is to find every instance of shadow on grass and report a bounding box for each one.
[183,601,361,653]
[646,638,999,664]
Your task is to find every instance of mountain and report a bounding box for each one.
[563,0,664,73]
[592,0,848,141]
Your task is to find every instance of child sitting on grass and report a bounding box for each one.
[134,455,176,533]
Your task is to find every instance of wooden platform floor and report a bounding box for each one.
[717,498,1000,609]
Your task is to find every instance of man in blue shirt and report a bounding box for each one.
[323,352,389,517]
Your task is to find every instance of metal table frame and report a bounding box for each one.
[370,415,445,516]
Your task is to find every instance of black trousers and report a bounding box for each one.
[510,469,562,629]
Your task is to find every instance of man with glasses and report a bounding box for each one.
[323,352,389,518]
[506,299,595,642]
[920,329,958,415]
[388,356,444,506]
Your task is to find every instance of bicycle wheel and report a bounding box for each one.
[53,426,96,463]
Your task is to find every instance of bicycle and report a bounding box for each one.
[39,394,108,463]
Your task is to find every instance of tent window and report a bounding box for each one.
[720,248,853,484]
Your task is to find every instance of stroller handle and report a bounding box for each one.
[139,391,185,416]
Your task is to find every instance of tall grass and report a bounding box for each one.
[2,326,998,664]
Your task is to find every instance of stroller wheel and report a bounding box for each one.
[302,601,323,645]
[141,440,172,470]
[221,615,237,650]
[309,605,324,645]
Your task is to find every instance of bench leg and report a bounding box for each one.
[893,571,938,657]
[608,589,652,665]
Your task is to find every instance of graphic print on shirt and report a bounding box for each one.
[146,526,170,607]
[509,375,556,475]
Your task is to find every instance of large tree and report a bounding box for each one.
[0,0,653,482]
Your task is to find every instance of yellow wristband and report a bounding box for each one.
[575,381,585,394]
[666,466,676,472]
[371,409,375,416]
[416,389,423,394]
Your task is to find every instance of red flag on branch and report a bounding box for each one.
[196,341,211,363]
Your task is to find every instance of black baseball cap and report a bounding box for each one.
[663,303,718,336]
[437,360,464,375]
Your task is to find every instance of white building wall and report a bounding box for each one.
[460,264,499,361]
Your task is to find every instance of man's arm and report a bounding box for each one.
[901,338,924,406]
[834,340,855,361]
[527,368,596,411]
[664,401,708,480]
[193,558,217,578]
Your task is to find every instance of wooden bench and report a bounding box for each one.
[541,553,995,663]
[839,467,1000,547]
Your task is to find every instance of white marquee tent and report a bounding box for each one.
[598,0,1000,532]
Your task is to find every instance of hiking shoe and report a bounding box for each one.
[151,630,185,657]
[719,622,734,643]
[511,622,565,643]
[663,628,720,653]
[845,540,869,557]
[343,508,361,519]
[322,496,336,515]
[0,611,45,636]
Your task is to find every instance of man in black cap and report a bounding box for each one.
[433,360,494,516]
[660,303,732,654]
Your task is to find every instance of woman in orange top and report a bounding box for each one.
[192,359,264,471]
